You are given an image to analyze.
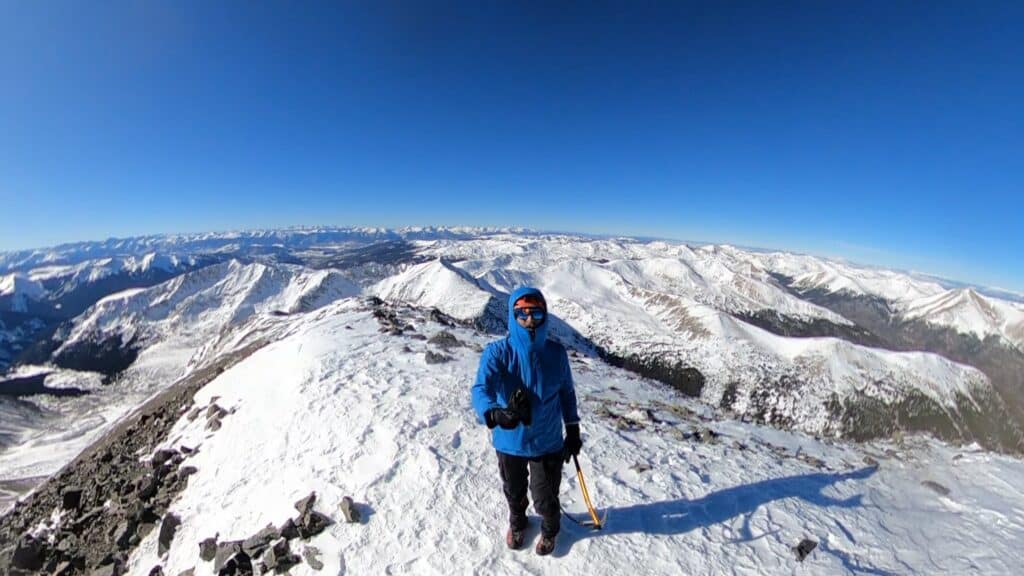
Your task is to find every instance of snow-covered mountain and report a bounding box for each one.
[4,299,1024,575]
[0,274,47,313]
[2,229,1022,472]
[3,227,1024,574]
[737,248,1024,351]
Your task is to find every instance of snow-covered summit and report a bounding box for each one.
[371,258,494,321]
[105,303,1024,575]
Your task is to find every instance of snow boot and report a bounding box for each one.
[535,534,556,556]
[506,527,526,550]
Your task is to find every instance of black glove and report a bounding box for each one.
[486,388,532,430]
[486,408,521,430]
[563,423,582,463]
[508,387,531,426]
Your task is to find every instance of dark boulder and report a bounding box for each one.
[213,541,243,572]
[62,487,84,511]
[198,537,217,562]
[339,497,361,523]
[793,538,817,562]
[294,492,316,516]
[11,535,45,571]
[241,524,280,557]
[278,518,299,540]
[298,511,333,539]
[158,513,181,556]
[425,351,451,364]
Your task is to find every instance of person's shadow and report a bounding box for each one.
[557,466,881,564]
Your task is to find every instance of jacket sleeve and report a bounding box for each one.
[559,348,580,426]
[471,343,503,425]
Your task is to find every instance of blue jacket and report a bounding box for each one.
[471,286,580,457]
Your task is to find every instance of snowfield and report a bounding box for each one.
[120,301,1024,575]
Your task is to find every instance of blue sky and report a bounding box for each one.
[1,2,1021,290]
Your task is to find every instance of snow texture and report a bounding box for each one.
[124,304,1024,575]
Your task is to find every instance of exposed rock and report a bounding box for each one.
[793,538,817,561]
[922,480,951,496]
[11,535,44,571]
[62,487,84,511]
[429,308,455,327]
[91,564,119,576]
[262,538,301,573]
[863,455,880,467]
[294,492,317,516]
[278,518,299,540]
[630,462,652,473]
[148,566,164,576]
[137,475,158,500]
[424,351,451,364]
[213,541,243,572]
[113,520,137,549]
[303,545,324,571]
[56,534,79,554]
[152,449,177,468]
[138,521,158,540]
[427,331,461,349]
[298,511,333,538]
[0,344,267,576]
[691,427,719,443]
[216,551,253,576]
[242,523,280,557]
[158,513,181,556]
[198,537,217,561]
[339,496,361,523]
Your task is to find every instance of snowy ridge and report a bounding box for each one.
[738,249,1024,349]
[370,258,494,321]
[59,260,359,356]
[901,288,1024,346]
[0,262,359,484]
[366,237,1003,440]
[120,304,1024,575]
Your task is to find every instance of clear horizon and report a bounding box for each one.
[2,3,1021,291]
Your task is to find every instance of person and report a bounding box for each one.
[471,286,582,556]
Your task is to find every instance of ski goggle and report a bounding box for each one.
[514,307,546,321]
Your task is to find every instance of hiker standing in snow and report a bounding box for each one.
[471,287,582,556]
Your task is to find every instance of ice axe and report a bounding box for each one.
[565,454,606,530]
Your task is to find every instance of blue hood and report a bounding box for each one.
[507,286,548,354]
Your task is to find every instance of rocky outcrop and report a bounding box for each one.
[0,342,267,575]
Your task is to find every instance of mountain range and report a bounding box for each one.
[1,227,1023,574]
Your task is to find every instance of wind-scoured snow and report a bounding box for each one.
[125,304,1024,575]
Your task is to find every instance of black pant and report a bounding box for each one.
[496,450,564,538]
